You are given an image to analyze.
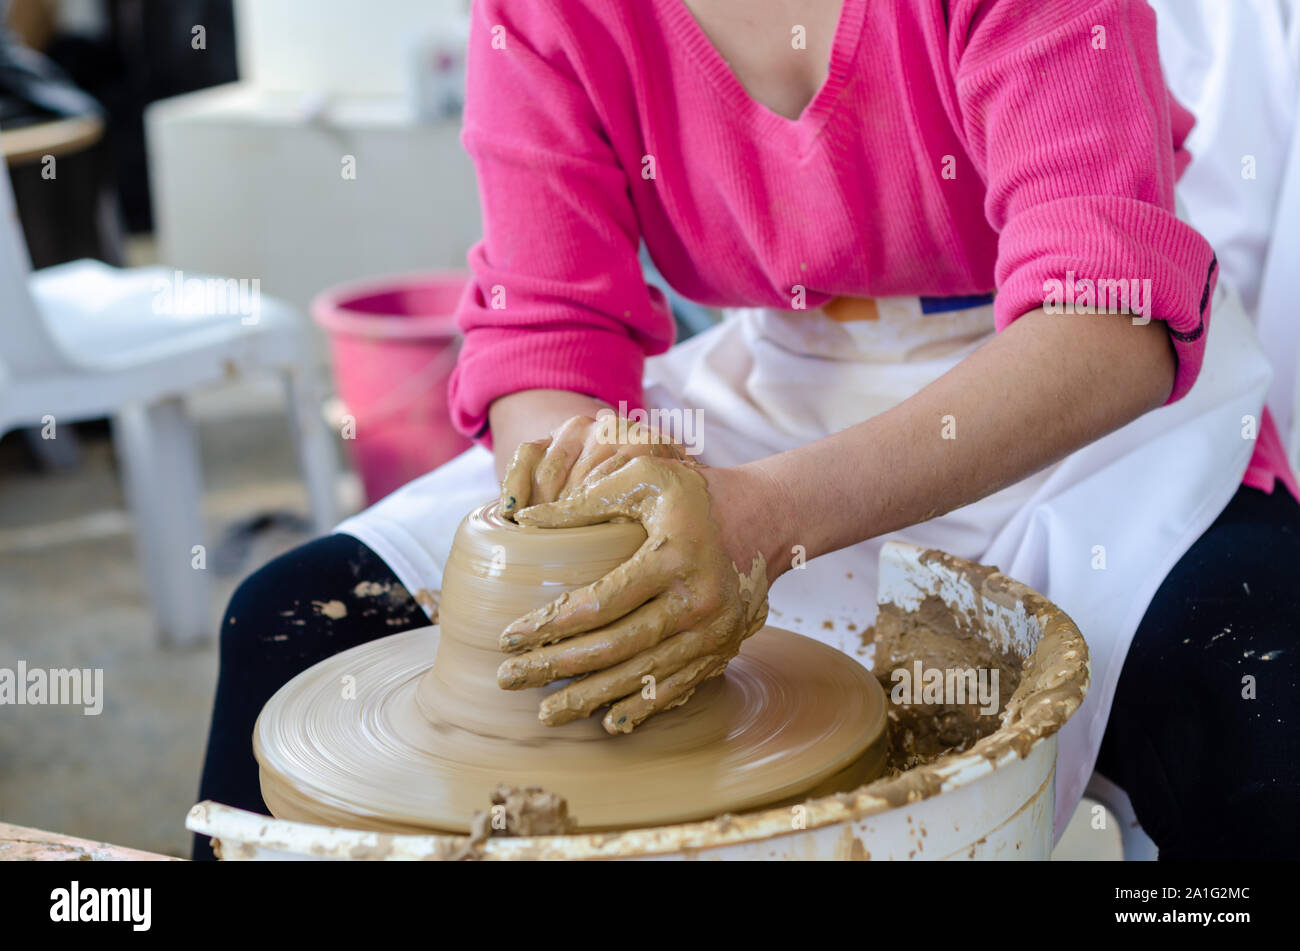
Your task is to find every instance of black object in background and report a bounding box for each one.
[44,0,239,234]
[1,0,117,266]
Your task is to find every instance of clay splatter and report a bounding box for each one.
[314,600,347,620]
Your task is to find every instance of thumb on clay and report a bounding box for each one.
[514,491,619,529]
[517,458,664,527]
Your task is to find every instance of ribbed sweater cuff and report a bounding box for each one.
[995,195,1217,404]
[447,327,647,446]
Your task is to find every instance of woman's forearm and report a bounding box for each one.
[488,389,610,479]
[744,310,1177,575]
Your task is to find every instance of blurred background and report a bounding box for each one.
[0,0,486,857]
[0,0,1295,860]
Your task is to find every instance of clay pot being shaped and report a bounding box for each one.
[414,500,651,740]
[255,502,889,833]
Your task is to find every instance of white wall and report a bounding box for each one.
[147,87,481,316]
[234,0,469,96]
[149,1,482,321]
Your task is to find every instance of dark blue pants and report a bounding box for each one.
[1095,484,1300,859]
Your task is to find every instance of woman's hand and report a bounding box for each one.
[496,456,776,734]
[498,413,685,517]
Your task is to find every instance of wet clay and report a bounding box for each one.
[502,457,768,734]
[498,415,685,518]
[454,784,575,860]
[255,502,889,835]
[838,548,1089,812]
[867,596,1021,772]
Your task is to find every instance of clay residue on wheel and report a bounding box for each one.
[870,594,1022,772]
[454,784,576,860]
[490,783,575,836]
[839,547,1090,812]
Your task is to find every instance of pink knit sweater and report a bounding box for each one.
[447,0,1295,496]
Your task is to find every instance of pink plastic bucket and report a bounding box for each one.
[313,271,473,505]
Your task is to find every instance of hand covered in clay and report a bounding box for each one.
[497,456,770,734]
[499,413,686,518]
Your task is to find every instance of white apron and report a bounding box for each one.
[337,283,1271,839]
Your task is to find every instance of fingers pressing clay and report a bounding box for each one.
[561,415,622,494]
[576,439,687,492]
[576,452,632,490]
[603,654,729,734]
[504,458,771,732]
[496,597,681,688]
[512,496,617,530]
[499,547,671,651]
[532,416,595,504]
[535,628,714,727]
[497,419,767,734]
[514,462,659,529]
[499,437,551,518]
[501,412,689,517]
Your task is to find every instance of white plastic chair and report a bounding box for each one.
[0,167,339,646]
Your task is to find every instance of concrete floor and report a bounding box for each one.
[0,379,360,858]
[0,379,1123,860]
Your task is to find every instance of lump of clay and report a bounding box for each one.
[456,784,576,859]
[868,596,1022,772]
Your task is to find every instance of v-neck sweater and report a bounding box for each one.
[446,0,1294,496]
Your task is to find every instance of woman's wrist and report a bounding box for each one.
[487,389,610,478]
[704,463,799,584]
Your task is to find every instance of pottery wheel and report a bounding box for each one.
[256,624,888,833]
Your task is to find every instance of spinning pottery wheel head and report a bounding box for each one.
[255,503,888,833]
